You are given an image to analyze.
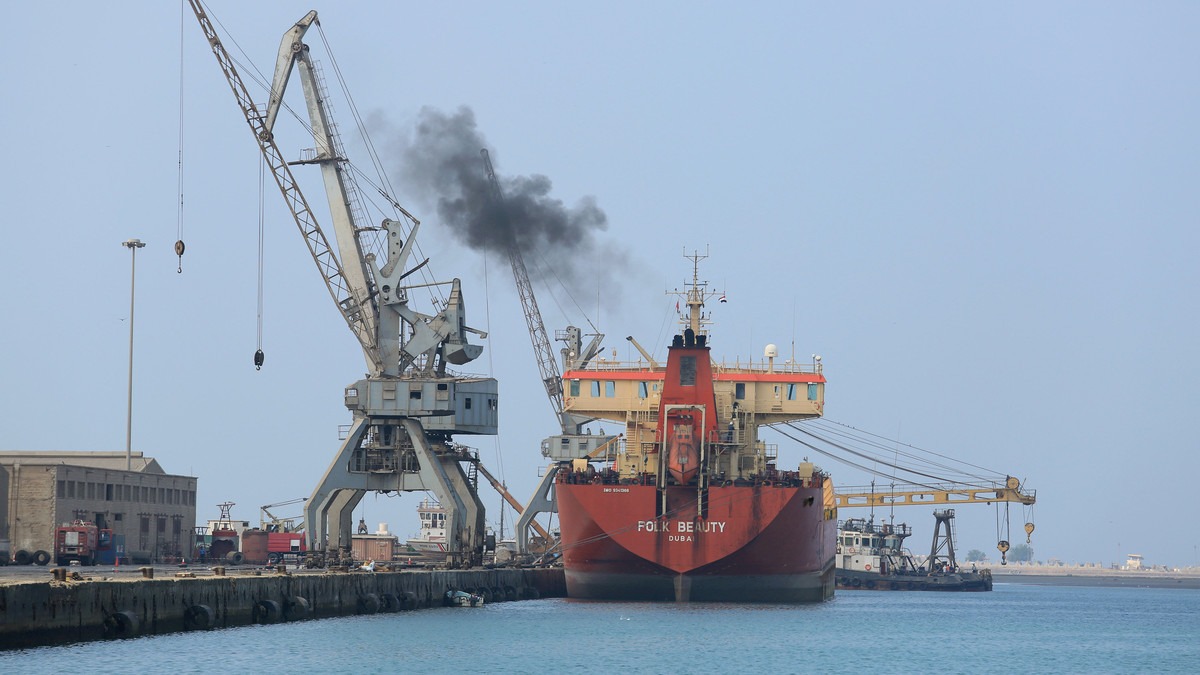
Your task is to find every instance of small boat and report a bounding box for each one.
[835,509,992,591]
[444,589,484,607]
[403,499,449,564]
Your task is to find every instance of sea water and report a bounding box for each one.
[3,583,1197,673]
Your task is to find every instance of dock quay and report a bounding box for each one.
[0,565,565,650]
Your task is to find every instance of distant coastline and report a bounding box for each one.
[989,563,1200,589]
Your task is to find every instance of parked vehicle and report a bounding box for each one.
[54,520,113,566]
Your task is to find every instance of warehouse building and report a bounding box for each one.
[0,451,197,564]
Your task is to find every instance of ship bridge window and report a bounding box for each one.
[735,383,745,400]
[605,381,616,397]
[570,380,580,397]
[591,381,601,397]
[638,382,648,399]
[808,383,818,401]
[680,356,697,386]
[787,384,797,401]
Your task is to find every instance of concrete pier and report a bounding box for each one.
[0,566,566,649]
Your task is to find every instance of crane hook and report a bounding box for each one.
[175,239,186,274]
[254,349,265,371]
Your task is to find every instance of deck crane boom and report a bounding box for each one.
[480,149,614,555]
[773,420,1036,561]
[833,476,1036,509]
[190,4,497,567]
[835,477,1036,564]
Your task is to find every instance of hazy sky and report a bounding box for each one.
[3,2,1197,566]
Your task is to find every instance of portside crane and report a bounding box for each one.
[190,4,496,567]
[480,149,614,554]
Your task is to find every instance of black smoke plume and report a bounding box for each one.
[394,106,625,305]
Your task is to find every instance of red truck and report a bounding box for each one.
[55,521,112,566]
[267,531,306,564]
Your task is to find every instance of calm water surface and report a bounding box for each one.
[4,583,1197,673]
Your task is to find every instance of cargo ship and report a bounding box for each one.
[555,254,837,602]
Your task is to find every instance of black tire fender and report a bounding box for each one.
[358,592,381,614]
[401,590,418,609]
[380,593,400,612]
[105,610,140,638]
[184,604,214,630]
[285,595,310,620]
[254,599,282,624]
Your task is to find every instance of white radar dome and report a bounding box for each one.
[764,344,778,358]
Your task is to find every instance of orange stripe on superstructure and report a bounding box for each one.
[562,371,825,383]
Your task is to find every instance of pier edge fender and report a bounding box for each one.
[183,604,214,630]
[254,599,282,624]
[104,610,140,638]
[358,592,381,614]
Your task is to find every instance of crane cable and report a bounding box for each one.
[254,155,266,370]
[480,249,509,527]
[314,23,445,310]
[175,0,187,273]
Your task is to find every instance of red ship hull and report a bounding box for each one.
[558,483,836,602]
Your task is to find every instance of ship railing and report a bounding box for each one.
[569,357,822,375]
[711,357,822,376]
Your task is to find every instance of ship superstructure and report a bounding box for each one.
[555,253,837,602]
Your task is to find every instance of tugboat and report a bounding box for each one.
[835,509,992,591]
[555,253,837,602]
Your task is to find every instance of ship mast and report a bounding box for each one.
[670,248,721,339]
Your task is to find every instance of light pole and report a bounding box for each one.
[123,239,146,471]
